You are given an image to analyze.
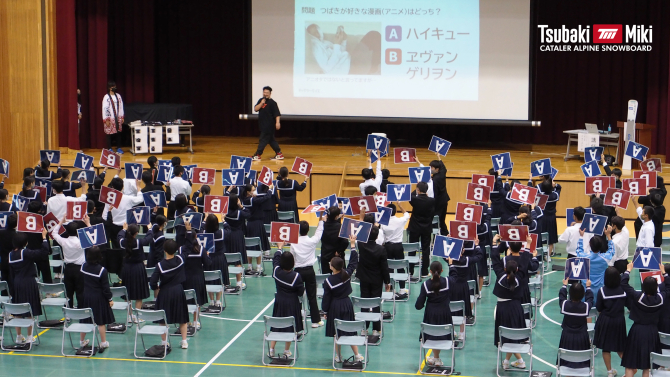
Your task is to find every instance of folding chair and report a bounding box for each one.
[225,252,246,294]
[277,211,295,223]
[381,279,396,323]
[529,282,542,320]
[316,274,328,298]
[352,296,384,345]
[521,303,533,329]
[449,301,466,349]
[182,289,199,336]
[245,237,265,276]
[587,307,598,355]
[164,220,175,233]
[651,352,670,376]
[38,282,68,328]
[490,217,500,230]
[483,245,492,287]
[660,332,670,355]
[419,323,456,375]
[403,242,422,283]
[49,246,64,282]
[333,319,368,371]
[1,303,40,351]
[0,281,10,304]
[388,259,411,300]
[556,348,594,377]
[662,237,670,263]
[108,286,132,333]
[164,232,176,240]
[496,326,533,377]
[264,223,272,234]
[143,245,150,258]
[204,270,227,313]
[262,315,299,367]
[541,232,551,263]
[431,215,440,240]
[61,307,100,357]
[298,293,308,339]
[133,309,170,359]
[467,280,477,325]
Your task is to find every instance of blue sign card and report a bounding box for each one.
[174,212,204,230]
[432,235,464,259]
[182,165,197,180]
[158,160,172,167]
[125,163,143,180]
[566,207,592,227]
[491,152,512,170]
[565,258,590,280]
[77,223,108,248]
[313,194,338,217]
[366,134,389,153]
[142,190,167,209]
[126,206,151,226]
[338,217,373,243]
[74,152,94,170]
[196,233,215,253]
[580,160,600,178]
[551,167,559,179]
[428,135,452,156]
[71,170,95,183]
[584,147,604,163]
[530,158,552,178]
[40,150,60,164]
[230,155,252,174]
[579,213,608,236]
[246,170,257,184]
[156,166,173,184]
[11,195,29,212]
[369,149,387,164]
[408,167,431,183]
[387,184,411,202]
[625,141,649,162]
[0,211,12,230]
[500,163,514,176]
[633,247,662,270]
[374,206,393,226]
[337,197,354,216]
[221,168,246,186]
[0,158,9,176]
[34,178,53,196]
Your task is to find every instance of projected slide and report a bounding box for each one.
[293,0,480,101]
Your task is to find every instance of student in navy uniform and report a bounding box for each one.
[26,201,52,284]
[19,176,43,206]
[557,280,593,369]
[506,204,542,235]
[600,154,623,189]
[140,170,165,222]
[499,177,524,225]
[146,215,167,268]
[593,267,627,377]
[498,233,539,305]
[204,213,230,306]
[0,188,11,211]
[191,184,210,213]
[268,249,304,359]
[538,178,561,254]
[380,169,393,193]
[34,159,62,180]
[242,183,273,274]
[489,169,506,219]
[173,194,194,247]
[0,214,17,292]
[276,167,307,223]
[429,159,450,236]
[79,247,114,351]
[490,234,528,370]
[9,229,49,344]
[225,193,250,289]
[256,182,278,224]
[447,238,483,338]
[476,202,492,292]
[408,181,435,278]
[355,228,391,336]
[320,206,349,274]
[415,260,454,367]
[60,169,83,197]
[150,224,197,350]
[87,173,109,217]
[118,223,153,321]
[181,223,211,330]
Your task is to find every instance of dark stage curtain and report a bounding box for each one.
[56,0,80,150]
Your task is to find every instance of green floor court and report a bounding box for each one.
[1,243,643,377]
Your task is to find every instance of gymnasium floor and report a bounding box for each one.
[0,241,647,377]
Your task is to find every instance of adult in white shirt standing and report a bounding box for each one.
[167,165,192,219]
[382,202,411,296]
[558,206,592,258]
[609,215,630,266]
[359,157,382,195]
[51,216,90,308]
[102,177,145,248]
[632,196,655,248]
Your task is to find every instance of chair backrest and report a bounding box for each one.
[315,274,328,286]
[244,237,262,248]
[263,315,295,331]
[351,296,382,310]
[421,323,453,338]
[0,281,9,297]
[39,282,66,295]
[557,348,592,364]
[449,300,465,314]
[277,211,295,222]
[143,246,150,254]
[485,245,491,254]
[225,252,243,264]
[388,259,409,271]
[51,245,62,257]
[432,215,439,225]
[521,303,532,316]
[146,267,155,278]
[659,332,670,347]
[662,223,670,233]
[492,230,498,237]
[184,289,197,301]
[490,217,500,228]
[204,270,224,283]
[165,233,176,240]
[499,326,531,342]
[110,286,129,300]
[165,220,175,232]
[651,352,670,369]
[134,308,167,323]
[467,280,476,291]
[588,306,598,321]
[335,319,366,334]
[264,224,272,234]
[541,232,549,243]
[2,302,32,316]
[662,238,670,248]
[63,307,94,321]
[402,242,420,253]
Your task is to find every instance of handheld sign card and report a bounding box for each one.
[393,148,416,164]
[221,169,245,186]
[530,158,553,178]
[491,152,512,170]
[579,213,608,236]
[143,190,167,209]
[99,186,123,208]
[580,160,600,178]
[156,166,173,184]
[472,174,494,190]
[374,206,393,226]
[77,224,107,248]
[500,163,514,177]
[338,217,373,243]
[182,165,197,181]
[158,160,172,167]
[640,270,664,284]
[566,207,592,227]
[204,195,229,214]
[603,188,630,209]
[375,192,390,207]
[291,157,313,177]
[534,193,549,210]
[0,212,12,230]
[623,178,646,196]
[349,195,377,215]
[174,212,204,230]
[42,212,62,237]
[258,166,274,187]
[313,194,338,212]
[386,184,411,202]
[246,170,257,184]
[449,220,477,241]
[192,167,216,185]
[432,235,464,259]
[33,186,47,202]
[66,201,86,221]
[565,258,590,280]
[99,149,120,169]
[633,247,662,270]
[302,204,326,215]
[466,183,491,203]
[455,202,483,223]
[408,167,431,183]
[229,155,252,173]
[551,167,559,179]
[40,150,61,164]
[270,222,300,244]
[0,158,9,177]
[585,176,615,195]
[196,233,215,253]
[338,197,354,216]
[428,135,451,156]
[641,158,662,172]
[584,147,604,163]
[366,134,389,154]
[17,212,44,233]
[524,233,539,253]
[126,206,151,226]
[71,170,94,183]
[74,152,94,170]
[11,195,29,212]
[498,224,529,242]
[125,163,143,180]
[510,183,538,205]
[633,170,657,189]
[625,141,649,161]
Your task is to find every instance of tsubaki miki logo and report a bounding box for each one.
[537,24,652,51]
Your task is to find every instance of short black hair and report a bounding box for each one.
[13,232,28,249]
[23,167,34,177]
[429,160,442,170]
[27,201,42,214]
[363,213,375,224]
[569,281,585,301]
[175,194,187,211]
[613,259,628,274]
[382,169,390,180]
[540,179,553,195]
[173,165,184,177]
[23,176,34,188]
[643,276,658,296]
[604,266,621,289]
[61,169,70,179]
[650,193,663,207]
[589,236,603,253]
[361,168,372,180]
[263,86,272,92]
[6,214,17,230]
[280,251,294,270]
[388,203,397,216]
[93,176,104,190]
[142,170,153,185]
[643,206,655,219]
[364,186,377,196]
[299,221,310,236]
[611,216,625,230]
[488,168,498,178]
[147,156,157,167]
[368,226,379,242]
[573,206,586,221]
[164,239,178,255]
[416,181,428,193]
[201,185,211,195]
[86,247,103,264]
[508,241,522,253]
[171,156,181,167]
[40,160,50,170]
[87,200,96,213]
[611,168,622,178]
[0,188,7,200]
[110,177,123,191]
[52,180,64,193]
[65,222,79,237]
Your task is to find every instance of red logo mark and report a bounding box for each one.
[593,24,622,43]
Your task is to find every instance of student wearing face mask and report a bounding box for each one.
[102,80,125,154]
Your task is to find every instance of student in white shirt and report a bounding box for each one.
[284,214,324,328]
[46,180,89,222]
[51,216,89,308]
[382,202,410,296]
[167,165,192,219]
[359,157,382,195]
[632,197,655,248]
[609,216,629,265]
[558,206,592,258]
[101,177,145,248]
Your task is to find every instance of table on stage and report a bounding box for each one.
[124,103,195,155]
[562,130,619,162]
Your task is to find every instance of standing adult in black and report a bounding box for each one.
[408,182,435,278]
[430,159,449,236]
[251,86,284,161]
[354,228,391,335]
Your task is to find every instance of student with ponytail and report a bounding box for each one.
[415,260,454,367]
[593,267,627,376]
[276,166,307,223]
[118,223,153,321]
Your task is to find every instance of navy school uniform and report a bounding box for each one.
[659,276,670,350]
[191,190,206,213]
[34,166,63,181]
[62,181,83,197]
[538,184,561,244]
[276,179,307,223]
[271,250,305,333]
[146,225,165,268]
[149,231,195,325]
[80,263,115,325]
[502,247,539,305]
[242,194,272,252]
[180,235,212,306]
[490,177,506,219]
[557,285,594,368]
[448,246,483,317]
[490,244,527,346]
[593,285,627,353]
[207,226,231,286]
[476,205,492,278]
[415,276,454,341]
[260,185,279,224]
[225,207,251,261]
[620,270,666,370]
[174,206,194,247]
[118,230,152,301]
[9,241,50,316]
[499,181,528,225]
[505,206,543,234]
[322,248,359,337]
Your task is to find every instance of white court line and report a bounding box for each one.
[544,271,557,276]
[194,299,275,377]
[539,297,561,326]
[200,314,263,323]
[533,354,558,371]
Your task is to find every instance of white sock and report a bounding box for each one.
[161,340,168,345]
[257,265,262,271]
[269,348,274,353]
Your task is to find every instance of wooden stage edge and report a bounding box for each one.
[33,136,670,222]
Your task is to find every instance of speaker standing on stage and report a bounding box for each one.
[251,86,284,161]
[102,80,125,154]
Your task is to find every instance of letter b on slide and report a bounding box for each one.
[385,49,402,65]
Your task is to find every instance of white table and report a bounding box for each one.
[130,124,194,155]
[563,130,619,161]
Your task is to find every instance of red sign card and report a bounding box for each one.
[524,233,539,253]
[449,220,477,241]
[623,178,647,196]
[393,148,416,164]
[99,149,121,169]
[603,188,631,209]
[258,166,274,187]
[270,222,300,243]
[374,193,390,207]
[349,195,377,215]
[510,183,538,205]
[471,174,494,190]
[641,270,664,284]
[291,157,313,177]
[192,168,216,185]
[99,186,123,208]
[641,158,662,172]
[498,224,529,242]
[66,201,86,221]
[455,202,483,223]
[466,183,491,203]
[585,176,615,195]
[534,193,548,210]
[17,212,44,233]
[633,170,657,189]
[34,186,47,202]
[302,204,326,214]
[204,195,229,214]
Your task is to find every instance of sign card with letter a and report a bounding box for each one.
[432,235,463,259]
[192,168,216,185]
[584,146,604,163]
[641,158,662,172]
[471,174,494,190]
[633,170,657,189]
[633,247,662,270]
[449,220,477,241]
[99,149,120,169]
[428,135,451,156]
[566,207,592,227]
[580,160,600,178]
[455,202,483,223]
[204,195,229,214]
[534,193,548,210]
[603,188,630,209]
[501,163,514,177]
[530,158,553,178]
[175,212,204,230]
[17,212,44,233]
[143,190,167,209]
[156,166,173,184]
[393,148,416,164]
[466,183,491,203]
[386,184,411,202]
[623,178,647,196]
[491,152,512,170]
[291,157,313,177]
[66,201,86,221]
[221,169,245,186]
[408,167,431,183]
[0,158,9,177]
[74,152,93,170]
[40,150,61,164]
[77,223,108,248]
[270,222,300,244]
[196,233,215,253]
[374,206,393,226]
[625,141,649,162]
[579,213,608,236]
[258,166,274,187]
[125,163,143,180]
[510,183,538,205]
[349,195,378,215]
[565,258,590,280]
[585,176,615,195]
[126,206,151,226]
[182,165,197,181]
[366,134,389,154]
[498,224,529,242]
[313,194,338,213]
[71,170,94,183]
[0,211,12,230]
[338,197,354,216]
[100,186,123,208]
[338,217,373,243]
[229,155,252,173]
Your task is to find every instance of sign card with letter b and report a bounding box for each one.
[510,183,538,205]
[471,174,494,190]
[99,149,120,169]
[77,223,108,248]
[603,188,630,209]
[17,212,44,233]
[640,271,664,285]
[66,201,86,221]
[625,141,649,161]
[432,235,463,259]
[623,178,647,196]
[455,202,483,223]
[291,157,313,177]
[393,148,416,164]
[386,184,411,202]
[565,258,590,280]
[449,220,477,241]
[633,247,662,270]
[349,196,377,215]
[498,224,529,242]
[270,222,300,244]
[100,186,123,208]
[192,167,216,185]
[466,183,491,203]
[143,190,167,209]
[204,195,229,214]
[258,166,274,187]
[338,217,373,243]
[633,170,657,189]
[641,158,662,172]
[428,135,451,156]
[585,176,615,195]
[579,213,608,236]
[534,193,548,210]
